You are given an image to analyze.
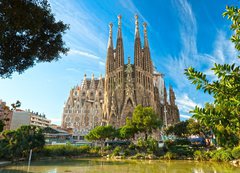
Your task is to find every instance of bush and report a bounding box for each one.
[146,137,158,154]
[41,145,90,157]
[128,143,135,150]
[103,145,112,151]
[164,140,174,148]
[174,138,191,146]
[123,149,130,156]
[212,149,233,161]
[168,145,194,157]
[194,150,205,161]
[131,153,145,159]
[232,146,240,159]
[112,146,121,156]
[89,146,101,155]
[164,152,176,160]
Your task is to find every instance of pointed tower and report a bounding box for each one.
[140,22,155,109]
[143,22,153,73]
[115,15,124,69]
[164,84,168,105]
[134,15,142,69]
[89,74,95,89]
[81,74,88,90]
[169,86,176,106]
[106,23,114,74]
[134,15,143,105]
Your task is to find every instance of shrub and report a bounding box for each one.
[112,146,121,156]
[232,146,240,159]
[194,150,205,161]
[131,153,145,159]
[41,145,90,157]
[123,149,130,156]
[103,145,112,151]
[164,152,176,160]
[128,143,135,150]
[174,138,191,146]
[212,149,233,161]
[146,137,158,154]
[164,140,174,148]
[168,145,193,157]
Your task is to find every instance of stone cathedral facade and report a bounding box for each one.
[62,15,180,136]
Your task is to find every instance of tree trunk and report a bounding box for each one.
[145,132,148,141]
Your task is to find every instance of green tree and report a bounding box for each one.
[187,118,202,136]
[184,4,240,147]
[165,119,208,137]
[0,125,45,161]
[132,105,162,140]
[119,124,137,140]
[0,0,69,78]
[165,121,188,137]
[85,125,116,152]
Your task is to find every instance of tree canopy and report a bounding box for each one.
[0,0,69,78]
[184,4,240,147]
[131,105,162,140]
[0,125,45,160]
[165,118,207,138]
[85,125,116,142]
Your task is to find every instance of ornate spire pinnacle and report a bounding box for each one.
[128,57,130,64]
[107,23,113,48]
[117,15,122,38]
[82,73,88,90]
[143,22,149,47]
[90,73,95,89]
[135,14,140,38]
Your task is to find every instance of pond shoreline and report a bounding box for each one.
[1,156,240,168]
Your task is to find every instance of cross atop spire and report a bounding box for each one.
[135,14,140,38]
[117,15,122,38]
[107,23,113,48]
[143,22,149,47]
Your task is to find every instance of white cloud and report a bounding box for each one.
[119,0,149,25]
[49,0,107,53]
[176,93,202,114]
[99,61,105,66]
[66,68,80,73]
[180,114,191,119]
[69,49,101,60]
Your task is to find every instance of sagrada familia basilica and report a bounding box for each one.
[62,15,180,136]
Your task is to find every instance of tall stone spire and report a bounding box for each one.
[117,15,122,38]
[115,15,124,68]
[98,74,103,89]
[82,73,88,90]
[169,86,176,105]
[106,23,114,73]
[142,22,153,73]
[90,73,95,89]
[135,14,140,38]
[134,15,142,68]
[143,22,149,48]
[107,23,113,48]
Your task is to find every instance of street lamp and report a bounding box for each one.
[164,105,168,127]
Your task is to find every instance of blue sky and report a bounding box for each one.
[0,0,239,124]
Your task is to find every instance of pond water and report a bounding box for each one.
[0,159,240,173]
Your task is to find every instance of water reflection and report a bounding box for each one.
[0,159,239,173]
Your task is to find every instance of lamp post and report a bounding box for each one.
[164,105,168,127]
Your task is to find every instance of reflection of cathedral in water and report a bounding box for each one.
[62,15,180,135]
